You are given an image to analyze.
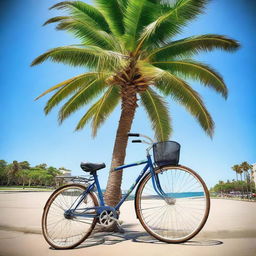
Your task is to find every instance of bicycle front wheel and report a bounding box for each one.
[42,184,98,249]
[135,165,210,243]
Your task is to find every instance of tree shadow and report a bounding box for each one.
[70,224,223,249]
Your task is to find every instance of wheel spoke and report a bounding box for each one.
[136,166,210,242]
[42,185,97,249]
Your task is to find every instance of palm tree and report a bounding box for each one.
[232,164,240,181]
[240,161,252,197]
[232,164,243,196]
[31,0,239,207]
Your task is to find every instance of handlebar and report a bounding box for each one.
[128,132,154,144]
[127,133,140,137]
[132,140,142,143]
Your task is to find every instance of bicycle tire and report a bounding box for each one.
[135,165,210,243]
[42,184,98,249]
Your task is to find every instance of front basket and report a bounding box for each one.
[153,141,180,167]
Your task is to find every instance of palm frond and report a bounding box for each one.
[148,34,240,60]
[140,87,171,141]
[43,16,70,26]
[43,72,107,114]
[58,77,107,123]
[95,0,125,36]
[49,1,110,32]
[91,85,120,136]
[117,0,128,12]
[152,60,228,98]
[55,19,116,49]
[75,85,120,135]
[136,0,208,52]
[155,68,214,137]
[31,46,127,71]
[35,75,79,101]
[124,0,155,51]
[75,102,99,131]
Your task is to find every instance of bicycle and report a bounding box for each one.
[42,133,210,249]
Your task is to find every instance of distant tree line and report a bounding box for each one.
[211,180,255,194]
[211,161,255,196]
[0,160,71,187]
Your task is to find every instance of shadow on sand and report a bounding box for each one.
[51,224,223,250]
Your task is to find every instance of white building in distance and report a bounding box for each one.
[252,163,256,187]
[59,168,71,176]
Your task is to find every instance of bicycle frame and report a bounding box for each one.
[68,154,167,219]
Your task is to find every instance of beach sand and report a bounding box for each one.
[0,191,255,256]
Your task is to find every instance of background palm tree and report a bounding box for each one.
[232,164,243,194]
[232,164,240,182]
[240,161,253,197]
[31,0,239,207]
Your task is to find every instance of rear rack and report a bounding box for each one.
[55,175,94,184]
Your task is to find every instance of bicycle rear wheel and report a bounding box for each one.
[42,184,98,249]
[135,165,210,243]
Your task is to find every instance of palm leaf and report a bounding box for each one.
[49,1,110,32]
[31,46,126,71]
[154,68,214,137]
[43,16,70,26]
[95,0,125,36]
[58,77,107,123]
[76,85,120,135]
[55,19,116,49]
[136,0,208,52]
[35,75,80,101]
[75,102,99,131]
[140,87,171,141]
[148,34,240,60]
[91,85,120,136]
[124,0,158,51]
[152,60,228,98]
[42,73,105,114]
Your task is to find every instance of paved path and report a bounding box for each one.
[0,192,256,256]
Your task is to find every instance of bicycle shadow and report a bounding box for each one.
[71,224,223,249]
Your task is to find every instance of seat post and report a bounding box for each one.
[92,172,105,206]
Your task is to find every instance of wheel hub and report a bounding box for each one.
[165,197,176,205]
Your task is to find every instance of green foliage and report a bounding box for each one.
[211,179,255,194]
[138,0,208,50]
[32,0,240,139]
[0,160,66,187]
[151,60,228,98]
[140,87,171,141]
[58,76,108,123]
[148,35,239,61]
[49,1,110,33]
[95,0,125,36]
[154,68,214,136]
[31,46,126,70]
[76,85,120,136]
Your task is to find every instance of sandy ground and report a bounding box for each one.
[0,191,256,256]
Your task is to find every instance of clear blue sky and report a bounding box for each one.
[0,0,255,189]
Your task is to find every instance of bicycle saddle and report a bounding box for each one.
[80,162,106,173]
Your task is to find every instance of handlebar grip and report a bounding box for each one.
[132,140,142,143]
[128,133,140,137]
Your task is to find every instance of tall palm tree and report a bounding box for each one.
[232,164,240,181]
[31,0,239,206]
[241,161,252,197]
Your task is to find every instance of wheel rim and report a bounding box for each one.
[137,166,210,242]
[43,186,96,248]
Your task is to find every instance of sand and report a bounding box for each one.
[0,191,255,256]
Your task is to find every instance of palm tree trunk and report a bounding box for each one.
[104,85,138,207]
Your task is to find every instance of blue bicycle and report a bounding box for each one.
[42,133,210,249]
